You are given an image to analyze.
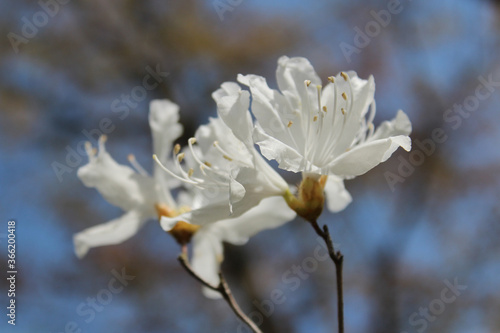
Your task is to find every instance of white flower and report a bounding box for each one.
[157,82,291,231]
[75,96,296,297]
[152,84,296,296]
[73,100,183,258]
[238,56,412,213]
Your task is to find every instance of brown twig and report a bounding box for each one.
[178,254,263,333]
[310,220,344,333]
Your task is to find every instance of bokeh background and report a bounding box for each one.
[1,0,499,332]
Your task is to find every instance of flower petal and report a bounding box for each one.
[149,99,183,161]
[196,117,254,168]
[73,210,149,259]
[149,100,183,202]
[325,135,411,177]
[276,56,322,109]
[238,74,304,153]
[213,82,254,147]
[190,196,296,298]
[191,230,224,299]
[331,74,376,156]
[370,110,412,140]
[161,192,260,230]
[216,196,296,245]
[324,176,352,213]
[253,124,310,173]
[77,142,156,213]
[229,172,246,208]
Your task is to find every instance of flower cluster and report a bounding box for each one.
[74,56,412,297]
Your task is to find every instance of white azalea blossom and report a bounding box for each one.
[73,100,183,258]
[238,56,412,212]
[75,97,296,297]
[158,82,291,231]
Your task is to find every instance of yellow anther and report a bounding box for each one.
[342,92,348,100]
[322,106,327,112]
[313,116,318,122]
[287,121,293,128]
[188,168,194,177]
[177,153,185,162]
[305,80,312,87]
[189,138,197,145]
[341,108,346,115]
[328,76,335,83]
[341,72,349,81]
[223,155,233,161]
[174,144,181,155]
[204,161,212,167]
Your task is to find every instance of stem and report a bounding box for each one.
[310,220,344,333]
[178,254,263,333]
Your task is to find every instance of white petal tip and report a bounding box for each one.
[73,238,89,259]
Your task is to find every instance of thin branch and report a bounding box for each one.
[178,254,263,333]
[310,220,344,333]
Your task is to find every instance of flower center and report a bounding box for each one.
[292,72,368,171]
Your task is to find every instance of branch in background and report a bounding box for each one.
[178,254,263,333]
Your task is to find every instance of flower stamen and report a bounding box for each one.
[84,141,96,160]
[153,154,198,185]
[128,154,149,176]
[188,137,212,170]
[174,143,181,155]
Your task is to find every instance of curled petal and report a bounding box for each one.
[371,110,412,140]
[213,82,253,147]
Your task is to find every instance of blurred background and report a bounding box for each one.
[1,0,499,332]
